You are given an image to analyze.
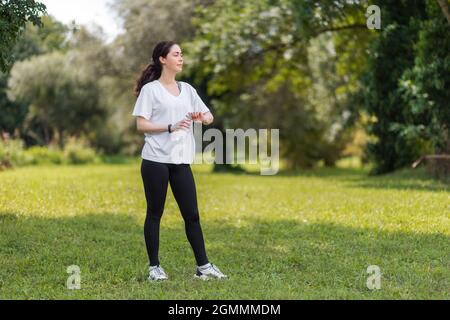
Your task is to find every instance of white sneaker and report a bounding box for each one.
[194,263,228,280]
[148,265,168,281]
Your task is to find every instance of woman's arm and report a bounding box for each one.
[136,116,191,133]
[136,116,169,134]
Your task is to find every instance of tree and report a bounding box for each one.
[182,0,372,169]
[0,0,47,72]
[436,0,450,23]
[7,51,106,147]
[362,0,448,174]
[397,1,450,155]
[0,15,69,138]
[66,24,131,154]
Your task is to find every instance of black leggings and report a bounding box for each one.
[140,159,209,267]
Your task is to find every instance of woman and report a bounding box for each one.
[132,41,227,281]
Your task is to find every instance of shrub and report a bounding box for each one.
[0,139,33,167]
[24,146,64,165]
[63,137,100,165]
[0,137,102,169]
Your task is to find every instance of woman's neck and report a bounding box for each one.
[158,72,177,85]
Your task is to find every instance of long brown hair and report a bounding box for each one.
[134,40,178,97]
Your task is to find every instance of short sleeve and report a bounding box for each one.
[191,86,210,113]
[132,86,153,120]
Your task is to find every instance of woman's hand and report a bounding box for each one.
[172,117,191,132]
[188,112,204,123]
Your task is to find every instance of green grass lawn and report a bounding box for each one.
[0,160,448,299]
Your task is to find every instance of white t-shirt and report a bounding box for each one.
[132,80,210,164]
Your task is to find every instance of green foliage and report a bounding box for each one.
[62,137,100,165]
[396,6,450,154]
[0,0,47,71]
[0,15,71,137]
[0,71,28,133]
[185,0,305,94]
[0,137,100,168]
[9,15,70,62]
[0,138,32,167]
[361,0,449,174]
[24,145,64,165]
[6,51,106,146]
[184,0,371,168]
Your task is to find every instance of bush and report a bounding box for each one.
[63,137,101,165]
[0,139,33,167]
[24,146,64,165]
[0,137,101,169]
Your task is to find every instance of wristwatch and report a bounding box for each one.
[168,124,172,133]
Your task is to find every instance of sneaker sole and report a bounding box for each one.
[148,277,168,282]
[194,274,210,281]
[194,274,228,280]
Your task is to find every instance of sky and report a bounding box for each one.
[39,0,124,43]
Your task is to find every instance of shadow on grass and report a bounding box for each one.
[0,211,448,299]
[202,164,367,178]
[343,167,450,192]
[204,165,449,192]
[99,155,140,164]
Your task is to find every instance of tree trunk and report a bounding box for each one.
[436,0,450,24]
[57,128,64,149]
[211,120,244,173]
[43,124,50,145]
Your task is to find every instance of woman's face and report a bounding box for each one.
[160,44,183,73]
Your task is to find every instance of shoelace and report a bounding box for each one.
[210,264,223,275]
[156,267,165,277]
[151,266,165,277]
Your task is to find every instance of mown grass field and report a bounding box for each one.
[0,159,448,299]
